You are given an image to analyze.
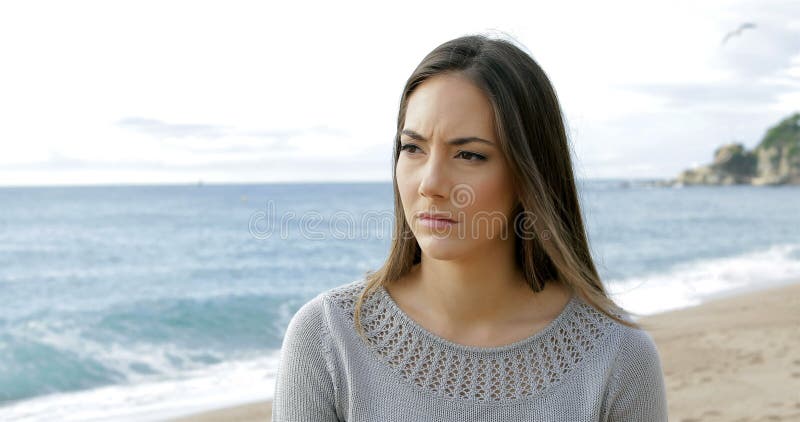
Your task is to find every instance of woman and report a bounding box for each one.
[273,34,668,421]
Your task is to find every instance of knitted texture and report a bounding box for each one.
[273,278,668,421]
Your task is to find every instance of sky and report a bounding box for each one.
[1,0,798,186]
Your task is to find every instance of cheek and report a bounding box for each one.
[468,182,496,215]
[465,170,514,215]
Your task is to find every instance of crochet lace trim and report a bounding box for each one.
[327,279,616,403]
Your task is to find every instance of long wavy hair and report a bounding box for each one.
[353,33,644,341]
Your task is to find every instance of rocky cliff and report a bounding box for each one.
[670,112,800,186]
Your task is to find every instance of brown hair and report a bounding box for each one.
[353,33,644,341]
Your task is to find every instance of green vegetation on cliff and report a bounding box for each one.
[757,112,800,157]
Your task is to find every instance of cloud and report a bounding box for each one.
[5,118,383,178]
[117,117,348,140]
[619,79,798,110]
[117,117,229,139]
[115,117,355,155]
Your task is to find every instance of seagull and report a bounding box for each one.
[721,22,756,45]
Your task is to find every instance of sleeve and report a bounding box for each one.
[272,294,340,422]
[602,328,669,422]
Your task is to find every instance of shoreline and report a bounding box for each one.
[168,280,800,422]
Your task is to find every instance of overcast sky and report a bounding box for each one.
[1,0,798,186]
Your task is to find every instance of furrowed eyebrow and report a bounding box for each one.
[400,129,495,147]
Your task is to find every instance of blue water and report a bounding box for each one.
[1,180,799,420]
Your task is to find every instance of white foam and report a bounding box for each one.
[8,320,233,387]
[607,243,800,316]
[0,351,281,422]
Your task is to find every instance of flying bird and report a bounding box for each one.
[721,22,756,45]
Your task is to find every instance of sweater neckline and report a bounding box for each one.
[375,283,580,354]
[327,278,615,403]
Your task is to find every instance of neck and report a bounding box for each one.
[412,238,543,326]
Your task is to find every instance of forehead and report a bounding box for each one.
[403,73,495,137]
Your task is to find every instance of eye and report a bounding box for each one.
[456,151,487,161]
[400,143,421,154]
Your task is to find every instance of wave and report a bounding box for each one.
[0,293,297,405]
[607,243,800,316]
[0,354,280,422]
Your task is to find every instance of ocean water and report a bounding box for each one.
[0,180,798,421]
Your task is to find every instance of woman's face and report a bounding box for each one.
[397,72,518,261]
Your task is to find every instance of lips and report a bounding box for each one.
[418,212,457,223]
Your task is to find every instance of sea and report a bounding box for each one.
[1,180,799,421]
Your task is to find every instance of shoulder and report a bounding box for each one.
[319,277,371,319]
[282,291,328,347]
[323,277,369,303]
[587,301,664,377]
[601,321,669,420]
[605,319,666,403]
[569,297,664,378]
[612,323,662,371]
[579,298,662,363]
[286,278,367,333]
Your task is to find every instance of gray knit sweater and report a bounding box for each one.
[272,278,668,421]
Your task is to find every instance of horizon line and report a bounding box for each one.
[0,177,671,189]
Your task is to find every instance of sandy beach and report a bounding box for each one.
[643,282,800,421]
[170,281,800,422]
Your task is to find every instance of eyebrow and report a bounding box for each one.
[400,129,495,147]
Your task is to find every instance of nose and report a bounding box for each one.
[418,155,450,200]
